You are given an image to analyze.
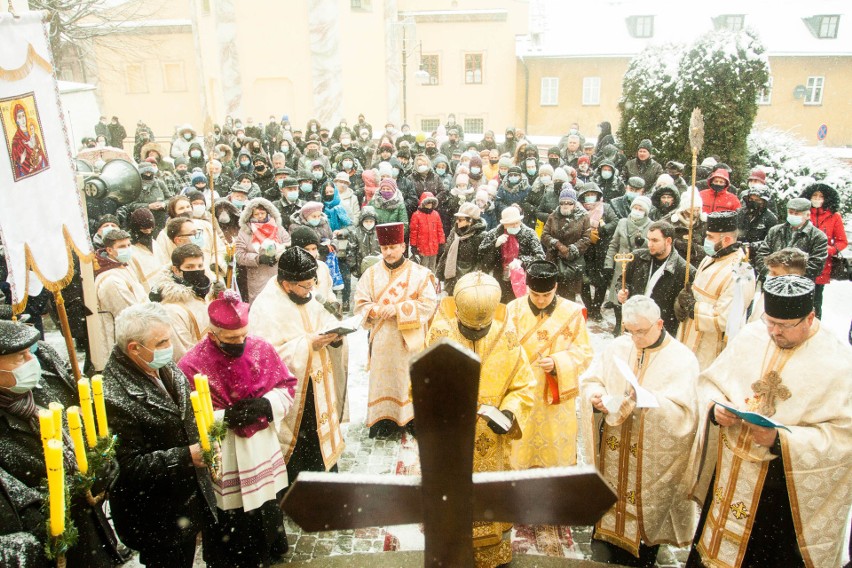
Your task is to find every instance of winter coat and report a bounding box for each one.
[235,197,290,302]
[605,215,652,301]
[479,224,545,302]
[436,218,487,294]
[153,272,212,361]
[541,207,592,296]
[273,197,303,231]
[339,211,380,276]
[661,210,709,269]
[368,190,409,233]
[0,465,47,568]
[621,157,663,189]
[289,210,334,242]
[699,187,741,214]
[409,194,445,257]
[810,207,848,284]
[396,174,419,217]
[756,220,829,281]
[582,202,620,287]
[736,205,778,260]
[412,169,444,199]
[0,343,120,567]
[608,194,634,220]
[649,187,681,221]
[592,161,624,202]
[337,186,362,226]
[535,186,561,224]
[495,178,533,221]
[437,186,476,238]
[102,348,217,553]
[621,248,691,335]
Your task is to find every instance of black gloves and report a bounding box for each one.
[674,285,696,321]
[225,397,273,429]
[89,457,119,496]
[633,236,646,248]
[486,410,515,435]
[258,254,276,266]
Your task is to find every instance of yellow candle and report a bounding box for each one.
[44,439,65,536]
[48,402,63,441]
[77,379,97,448]
[195,375,215,428]
[38,409,55,449]
[65,407,89,475]
[90,375,109,438]
[189,392,211,451]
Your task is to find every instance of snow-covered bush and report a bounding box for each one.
[748,126,852,215]
[619,28,770,186]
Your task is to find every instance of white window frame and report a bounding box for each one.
[634,16,654,38]
[582,77,601,106]
[817,15,839,38]
[124,63,148,94]
[757,76,773,105]
[161,61,187,93]
[723,15,745,31]
[463,118,484,136]
[805,76,824,105]
[540,77,559,106]
[421,118,440,133]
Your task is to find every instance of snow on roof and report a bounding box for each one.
[58,80,97,94]
[78,18,191,29]
[521,0,851,58]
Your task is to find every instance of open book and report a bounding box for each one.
[713,400,792,432]
[477,404,513,432]
[319,313,363,336]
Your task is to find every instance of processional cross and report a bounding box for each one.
[283,339,617,567]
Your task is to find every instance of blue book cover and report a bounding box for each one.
[713,400,792,432]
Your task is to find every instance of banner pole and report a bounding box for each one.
[52,289,82,382]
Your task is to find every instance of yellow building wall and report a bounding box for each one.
[755,56,852,146]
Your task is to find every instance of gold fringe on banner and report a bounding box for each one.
[11,225,94,315]
[0,43,53,82]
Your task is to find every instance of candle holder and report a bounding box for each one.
[40,483,78,563]
[203,420,226,483]
[71,435,118,504]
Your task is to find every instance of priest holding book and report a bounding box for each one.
[687,275,852,568]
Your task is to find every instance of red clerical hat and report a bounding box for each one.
[376,222,405,246]
[208,290,250,329]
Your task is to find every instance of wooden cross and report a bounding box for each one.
[614,253,634,292]
[750,370,792,417]
[282,339,616,567]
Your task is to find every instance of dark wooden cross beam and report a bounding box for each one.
[283,339,616,567]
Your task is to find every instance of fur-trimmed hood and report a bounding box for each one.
[155,271,200,304]
[800,182,840,213]
[141,141,164,160]
[239,197,282,232]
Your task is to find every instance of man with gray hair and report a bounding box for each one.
[103,302,217,568]
[755,197,828,282]
[582,295,700,566]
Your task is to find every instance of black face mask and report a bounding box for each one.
[710,182,726,192]
[549,158,560,168]
[746,200,763,211]
[217,339,246,358]
[181,269,211,296]
[141,173,154,181]
[255,165,266,173]
[425,147,437,157]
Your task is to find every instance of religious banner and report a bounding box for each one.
[0,11,92,310]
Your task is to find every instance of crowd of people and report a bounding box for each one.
[0,113,849,568]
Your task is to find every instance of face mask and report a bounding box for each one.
[710,182,726,192]
[526,168,536,176]
[240,182,252,191]
[116,248,133,264]
[811,198,824,208]
[787,214,804,227]
[308,217,321,227]
[141,173,154,181]
[233,200,246,209]
[539,176,551,185]
[218,213,231,224]
[240,160,250,167]
[255,164,266,173]
[5,357,42,394]
[630,209,646,220]
[192,204,206,218]
[341,139,351,146]
[746,200,763,211]
[276,179,285,188]
[470,167,481,175]
[286,191,299,201]
[625,191,637,202]
[190,150,201,159]
[584,195,598,203]
[342,160,353,170]
[140,343,173,370]
[307,149,319,159]
[499,169,509,177]
[436,167,446,175]
[560,205,574,215]
[300,182,313,193]
[183,133,192,140]
[191,233,204,247]
[312,170,323,180]
[489,159,499,165]
[426,147,437,156]
[217,339,246,358]
[601,170,613,180]
[181,269,209,290]
[506,226,521,235]
[508,175,520,185]
[281,145,290,153]
[380,190,394,199]
[362,221,375,231]
[417,165,429,174]
[703,238,717,257]
[549,159,560,167]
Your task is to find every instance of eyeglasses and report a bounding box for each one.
[295,280,316,292]
[760,314,806,330]
[622,324,655,337]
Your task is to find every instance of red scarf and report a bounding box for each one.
[501,234,520,268]
[250,220,279,246]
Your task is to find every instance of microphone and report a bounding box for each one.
[314,293,342,320]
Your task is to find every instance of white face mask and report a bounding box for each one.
[417,165,429,173]
[362,221,375,231]
[540,176,552,185]
[192,204,206,218]
[630,209,646,220]
[5,357,42,393]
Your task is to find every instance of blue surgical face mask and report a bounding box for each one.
[139,343,173,370]
[526,168,536,176]
[625,191,637,202]
[470,167,481,175]
[116,247,133,264]
[787,214,804,227]
[312,170,324,180]
[506,226,521,235]
[507,175,520,185]
[5,357,42,394]
[703,238,717,257]
[286,191,299,202]
[233,200,246,209]
[342,160,353,170]
[276,179,284,188]
[308,217,321,227]
[584,195,598,203]
[300,182,313,193]
[601,170,613,180]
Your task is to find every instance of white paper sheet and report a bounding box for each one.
[613,358,659,408]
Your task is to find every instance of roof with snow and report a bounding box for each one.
[520,0,852,58]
